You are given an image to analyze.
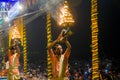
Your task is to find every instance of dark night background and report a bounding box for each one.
[25,0,120,67]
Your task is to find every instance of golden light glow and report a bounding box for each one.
[11,25,21,39]
[58,0,75,27]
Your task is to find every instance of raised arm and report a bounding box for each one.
[47,33,63,58]
[48,32,63,49]
[15,45,20,58]
[63,38,71,58]
[48,39,58,50]
[15,45,20,53]
[65,39,71,49]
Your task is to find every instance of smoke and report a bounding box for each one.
[32,0,64,12]
[0,0,64,39]
[27,0,64,23]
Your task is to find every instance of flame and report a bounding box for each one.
[58,1,75,27]
[11,25,21,39]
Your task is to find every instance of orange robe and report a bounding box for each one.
[8,53,20,80]
[49,49,70,80]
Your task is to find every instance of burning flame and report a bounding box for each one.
[58,1,75,27]
[11,25,21,39]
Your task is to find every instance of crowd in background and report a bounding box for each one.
[0,54,120,80]
[17,62,120,80]
[18,60,120,80]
